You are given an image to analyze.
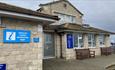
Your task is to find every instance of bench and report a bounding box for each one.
[75,49,95,60]
[100,47,112,56]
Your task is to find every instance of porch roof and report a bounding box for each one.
[44,23,115,34]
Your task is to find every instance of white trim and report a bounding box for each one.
[0,10,56,22]
[88,46,96,49]
[99,34,105,46]
[43,57,55,59]
[73,33,83,48]
[58,30,108,34]
[73,47,83,49]
[88,33,96,48]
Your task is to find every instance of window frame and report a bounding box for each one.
[88,33,96,48]
[99,34,105,47]
[73,33,83,48]
[54,12,76,23]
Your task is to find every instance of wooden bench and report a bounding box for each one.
[100,47,112,56]
[75,49,95,60]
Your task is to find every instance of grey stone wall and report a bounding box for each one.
[0,17,43,70]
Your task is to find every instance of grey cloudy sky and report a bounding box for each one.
[0,0,115,42]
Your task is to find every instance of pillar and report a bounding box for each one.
[95,34,100,48]
[62,33,66,58]
[83,33,88,48]
[105,34,111,47]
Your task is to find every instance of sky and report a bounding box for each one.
[0,0,115,42]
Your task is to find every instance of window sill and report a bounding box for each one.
[73,47,97,49]
[100,45,105,47]
[88,47,96,49]
[73,47,83,49]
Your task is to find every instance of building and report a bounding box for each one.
[38,0,114,59]
[0,2,58,70]
[0,1,114,70]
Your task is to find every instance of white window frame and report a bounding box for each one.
[88,33,96,48]
[54,12,76,23]
[99,34,105,47]
[73,33,83,48]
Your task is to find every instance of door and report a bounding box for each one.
[44,33,55,58]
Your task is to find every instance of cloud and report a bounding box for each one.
[70,0,115,32]
[0,0,115,41]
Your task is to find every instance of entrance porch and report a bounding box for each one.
[43,23,114,59]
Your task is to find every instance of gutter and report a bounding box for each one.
[0,10,57,23]
[58,30,111,34]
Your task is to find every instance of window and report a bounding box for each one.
[55,12,76,23]
[63,3,67,8]
[99,34,105,46]
[73,33,83,48]
[45,34,52,43]
[88,34,96,47]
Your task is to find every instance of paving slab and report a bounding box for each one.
[43,54,115,70]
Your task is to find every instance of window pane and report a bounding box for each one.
[99,34,105,45]
[88,34,92,47]
[92,35,96,47]
[74,34,78,47]
[79,34,83,47]
[55,12,76,23]
[88,34,96,47]
[74,33,83,48]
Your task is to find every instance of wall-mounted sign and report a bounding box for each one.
[33,38,39,43]
[0,64,6,70]
[67,34,73,49]
[3,29,31,43]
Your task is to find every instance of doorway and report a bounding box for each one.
[44,33,55,59]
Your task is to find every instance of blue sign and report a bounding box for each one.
[67,34,73,49]
[33,38,39,43]
[0,64,6,70]
[3,29,31,43]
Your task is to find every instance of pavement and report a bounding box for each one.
[43,54,115,70]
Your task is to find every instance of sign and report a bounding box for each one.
[0,64,6,70]
[3,29,31,43]
[67,34,73,49]
[33,38,39,43]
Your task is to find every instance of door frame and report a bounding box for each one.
[43,32,56,59]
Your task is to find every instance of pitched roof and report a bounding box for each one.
[0,2,59,20]
[44,23,115,34]
[39,0,83,15]
[61,23,115,34]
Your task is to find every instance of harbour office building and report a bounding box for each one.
[0,2,58,70]
[0,0,114,70]
[38,0,114,59]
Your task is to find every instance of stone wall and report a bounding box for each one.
[58,33,110,60]
[0,17,43,70]
[54,33,61,58]
[40,1,83,25]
